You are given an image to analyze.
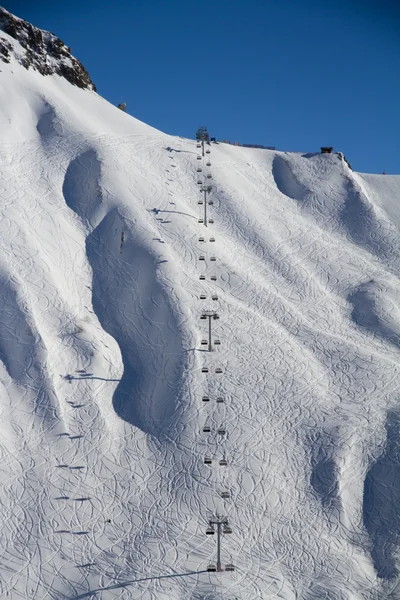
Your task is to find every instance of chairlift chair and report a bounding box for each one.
[211,275,217,281]
[200,314,207,320]
[225,563,235,572]
[202,396,210,402]
[199,275,206,280]
[199,237,205,242]
[220,491,230,499]
[209,237,215,242]
[198,219,204,223]
[199,255,205,261]
[204,457,212,465]
[215,367,223,373]
[206,161,211,166]
[197,180,202,185]
[208,218,214,224]
[219,457,228,466]
[197,143,201,148]
[207,173,212,179]
[197,167,202,172]
[210,256,216,261]
[203,425,211,433]
[223,525,232,534]
[197,156,202,160]
[216,397,224,403]
[208,200,214,205]
[213,314,220,320]
[217,427,226,435]
[201,340,208,346]
[214,340,221,345]
[202,367,209,373]
[205,149,211,154]
[198,200,204,204]
[212,294,218,301]
[207,564,217,572]
[200,294,207,300]
[206,525,215,535]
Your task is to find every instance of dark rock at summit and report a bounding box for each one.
[0,7,96,91]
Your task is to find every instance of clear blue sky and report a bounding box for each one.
[6,0,400,173]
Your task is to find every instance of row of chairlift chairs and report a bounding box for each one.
[197,136,235,575]
[203,425,226,435]
[200,275,217,281]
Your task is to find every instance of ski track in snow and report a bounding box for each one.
[1,58,400,599]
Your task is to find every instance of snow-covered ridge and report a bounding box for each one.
[0,6,95,90]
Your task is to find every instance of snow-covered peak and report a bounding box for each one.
[0,6,96,90]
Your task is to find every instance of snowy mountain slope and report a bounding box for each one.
[2,13,400,600]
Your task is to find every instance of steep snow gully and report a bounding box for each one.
[2,50,400,600]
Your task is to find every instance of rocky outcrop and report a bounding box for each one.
[0,7,96,91]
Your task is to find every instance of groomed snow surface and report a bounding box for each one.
[1,50,400,600]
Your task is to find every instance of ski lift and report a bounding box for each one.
[220,491,230,499]
[223,525,232,534]
[200,294,207,300]
[200,314,207,320]
[212,294,218,301]
[214,340,221,345]
[205,149,211,154]
[209,237,215,242]
[206,161,211,166]
[219,457,228,466]
[208,200,214,205]
[216,397,224,403]
[199,255,205,261]
[215,367,223,374]
[198,219,204,223]
[225,563,235,572]
[197,167,202,172]
[199,237,205,242]
[202,367,209,373]
[197,143,201,148]
[217,427,226,435]
[204,456,212,465]
[199,275,206,280]
[197,180,202,185]
[210,256,216,261]
[207,564,217,572]
[211,275,217,281]
[198,200,204,204]
[202,396,210,402]
[207,174,212,179]
[201,340,208,346]
[213,314,220,320]
[203,424,211,433]
[209,218,214,224]
[197,156,202,160]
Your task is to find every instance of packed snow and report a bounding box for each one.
[2,29,400,600]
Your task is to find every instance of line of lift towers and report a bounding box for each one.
[195,126,235,575]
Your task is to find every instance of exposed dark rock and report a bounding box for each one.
[0,37,11,62]
[336,151,352,170]
[0,7,96,91]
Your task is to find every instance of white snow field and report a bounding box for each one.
[2,24,400,600]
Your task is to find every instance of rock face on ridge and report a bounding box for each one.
[0,6,96,91]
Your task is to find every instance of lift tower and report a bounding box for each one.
[206,516,233,572]
[196,126,210,157]
[200,184,212,226]
[200,311,219,352]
